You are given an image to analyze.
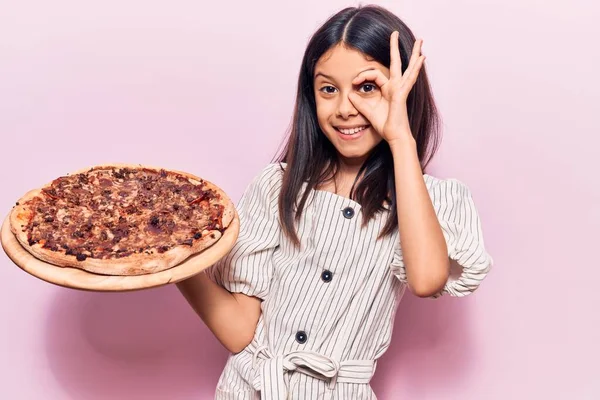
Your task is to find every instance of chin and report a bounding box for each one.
[334,147,375,161]
[335,140,381,158]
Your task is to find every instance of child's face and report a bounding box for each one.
[314,44,389,163]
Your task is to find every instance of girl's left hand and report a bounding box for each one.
[348,31,425,144]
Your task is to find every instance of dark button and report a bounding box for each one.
[295,331,308,344]
[342,206,355,219]
[321,270,333,283]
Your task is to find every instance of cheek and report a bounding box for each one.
[315,99,334,124]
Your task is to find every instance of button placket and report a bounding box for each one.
[300,197,360,351]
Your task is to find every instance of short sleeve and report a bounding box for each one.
[205,164,282,300]
[390,176,493,298]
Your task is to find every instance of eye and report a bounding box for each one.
[359,82,378,93]
[319,85,337,94]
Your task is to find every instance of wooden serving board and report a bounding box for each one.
[0,211,239,292]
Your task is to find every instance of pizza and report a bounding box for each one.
[9,163,235,276]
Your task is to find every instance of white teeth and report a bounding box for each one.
[337,126,367,135]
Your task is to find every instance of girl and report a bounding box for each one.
[177,4,493,399]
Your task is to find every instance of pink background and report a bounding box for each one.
[1,0,598,398]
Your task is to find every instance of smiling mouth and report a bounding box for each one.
[335,125,369,135]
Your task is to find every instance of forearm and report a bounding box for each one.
[176,271,260,353]
[389,137,449,297]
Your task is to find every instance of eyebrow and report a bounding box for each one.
[314,68,376,81]
[314,72,335,81]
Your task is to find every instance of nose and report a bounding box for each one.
[336,93,358,119]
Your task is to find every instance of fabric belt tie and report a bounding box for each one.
[250,344,375,400]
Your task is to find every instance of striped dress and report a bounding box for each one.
[206,162,493,399]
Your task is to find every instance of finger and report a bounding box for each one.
[404,55,426,86]
[348,92,373,121]
[402,40,424,83]
[391,55,425,102]
[351,69,389,88]
[389,31,402,79]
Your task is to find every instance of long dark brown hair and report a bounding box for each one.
[273,4,442,247]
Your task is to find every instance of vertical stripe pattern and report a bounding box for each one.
[207,163,493,399]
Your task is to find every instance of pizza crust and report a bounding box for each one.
[9,163,235,276]
[10,188,44,245]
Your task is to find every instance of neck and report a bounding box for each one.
[330,154,369,196]
[337,154,367,177]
